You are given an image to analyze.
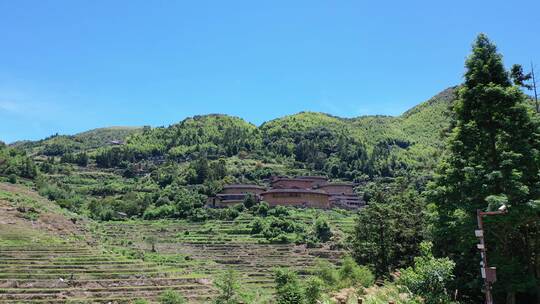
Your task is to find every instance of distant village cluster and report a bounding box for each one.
[208,176,365,209]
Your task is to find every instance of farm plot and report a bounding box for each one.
[0,202,214,304]
[97,212,355,292]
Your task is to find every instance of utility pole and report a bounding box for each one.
[531,62,538,113]
[475,206,508,304]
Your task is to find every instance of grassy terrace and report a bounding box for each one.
[95,210,357,295]
[0,230,215,303]
[0,183,358,302]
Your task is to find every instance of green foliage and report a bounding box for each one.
[338,256,375,288]
[13,127,141,154]
[353,189,427,277]
[143,204,176,220]
[311,257,374,293]
[361,284,422,304]
[213,269,242,304]
[303,276,324,304]
[0,145,38,179]
[126,114,260,160]
[144,235,158,252]
[60,152,89,166]
[430,34,540,301]
[398,242,455,304]
[313,259,339,287]
[250,217,267,234]
[256,201,269,216]
[274,268,305,304]
[242,193,257,209]
[251,216,308,244]
[158,289,187,304]
[313,217,332,242]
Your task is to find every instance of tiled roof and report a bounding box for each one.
[320,182,355,187]
[261,189,330,195]
[223,184,266,189]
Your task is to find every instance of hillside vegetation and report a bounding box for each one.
[2,34,539,304]
[0,87,457,225]
[12,126,142,156]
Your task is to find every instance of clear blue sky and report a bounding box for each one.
[1,0,539,143]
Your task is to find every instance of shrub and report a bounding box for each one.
[190,208,209,222]
[144,235,158,252]
[397,242,455,304]
[242,193,257,209]
[256,201,269,216]
[314,259,339,287]
[274,268,305,304]
[251,218,267,234]
[213,269,242,304]
[56,198,75,211]
[305,236,320,248]
[338,256,375,288]
[143,204,175,219]
[158,289,187,304]
[38,183,68,201]
[313,217,332,242]
[362,284,422,304]
[268,205,289,217]
[304,276,324,304]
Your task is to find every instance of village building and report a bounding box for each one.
[270,176,327,189]
[318,182,364,209]
[260,189,330,209]
[208,184,266,208]
[208,176,364,209]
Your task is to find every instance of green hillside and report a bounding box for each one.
[0,87,458,223]
[11,126,142,156]
[5,87,458,183]
[125,114,260,159]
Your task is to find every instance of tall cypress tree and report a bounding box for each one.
[431,34,540,303]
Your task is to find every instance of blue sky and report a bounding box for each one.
[1,0,539,143]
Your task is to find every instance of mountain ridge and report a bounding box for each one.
[10,87,457,149]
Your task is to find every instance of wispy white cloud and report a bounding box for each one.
[0,100,23,113]
[0,84,67,120]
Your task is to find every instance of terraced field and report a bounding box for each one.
[0,226,218,304]
[0,184,217,303]
[0,183,358,303]
[97,213,356,293]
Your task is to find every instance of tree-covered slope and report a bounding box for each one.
[400,86,456,147]
[0,87,458,225]
[125,114,261,159]
[12,126,142,156]
[8,87,458,181]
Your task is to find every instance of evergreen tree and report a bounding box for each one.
[352,189,426,277]
[430,34,540,303]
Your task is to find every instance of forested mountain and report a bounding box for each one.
[31,86,453,181]
[0,86,458,223]
[0,86,459,224]
[11,87,456,169]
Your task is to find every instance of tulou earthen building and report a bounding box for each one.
[207,176,364,209]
